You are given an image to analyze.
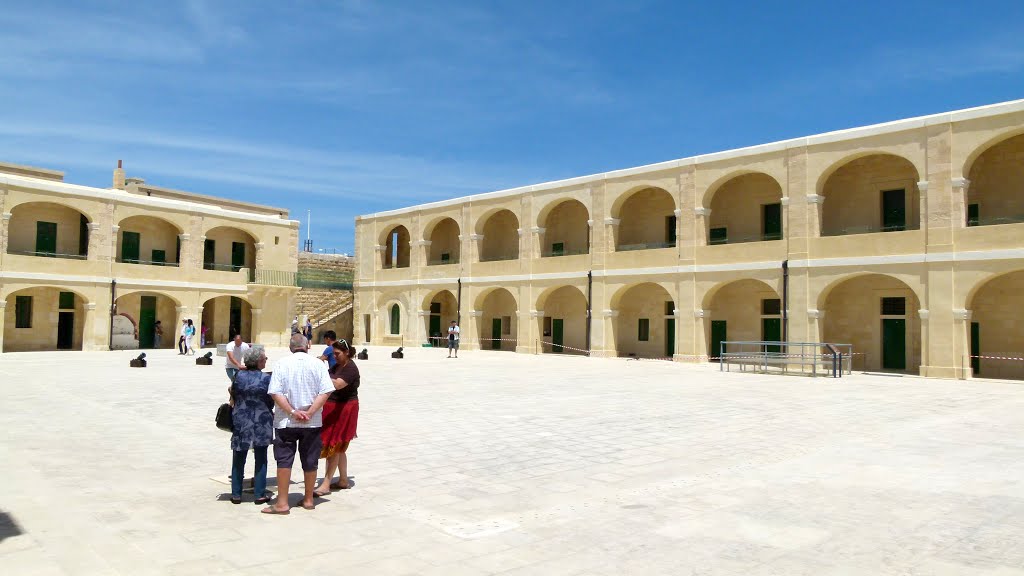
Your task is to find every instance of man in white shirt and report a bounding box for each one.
[224,334,250,382]
[447,320,460,358]
[262,333,334,515]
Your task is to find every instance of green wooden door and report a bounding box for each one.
[231,242,246,271]
[57,311,74,349]
[492,318,502,350]
[121,231,140,263]
[665,318,675,357]
[203,239,215,270]
[762,318,781,353]
[763,203,782,240]
[882,189,906,231]
[79,215,89,257]
[882,318,906,370]
[967,204,980,227]
[151,249,166,265]
[552,319,564,353]
[429,315,441,345]
[230,297,242,340]
[139,296,156,349]
[710,320,727,361]
[970,322,980,376]
[36,221,57,255]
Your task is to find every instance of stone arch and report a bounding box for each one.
[378,295,408,337]
[116,214,185,265]
[476,287,517,351]
[704,172,784,244]
[702,279,782,360]
[536,285,588,355]
[964,132,1024,227]
[3,285,90,352]
[962,127,1024,178]
[202,226,258,271]
[818,273,923,373]
[477,209,520,262]
[379,224,411,268]
[423,289,459,345]
[424,217,460,265]
[817,153,921,236]
[200,293,253,345]
[965,269,1024,380]
[113,290,181,350]
[536,199,590,257]
[6,201,93,258]
[611,282,677,359]
[611,186,677,251]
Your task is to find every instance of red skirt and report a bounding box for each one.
[320,399,359,458]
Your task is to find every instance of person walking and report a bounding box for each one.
[305,318,313,341]
[178,319,188,355]
[225,333,250,382]
[228,348,274,505]
[317,330,338,371]
[314,339,360,496]
[262,333,334,515]
[185,319,196,355]
[447,320,460,358]
[153,321,163,349]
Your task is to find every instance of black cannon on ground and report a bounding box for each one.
[196,352,214,366]
[357,348,369,360]
[130,353,147,368]
[391,347,404,359]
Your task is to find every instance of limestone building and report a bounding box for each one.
[354,99,1024,380]
[0,161,300,352]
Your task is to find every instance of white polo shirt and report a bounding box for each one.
[225,341,250,368]
[268,351,334,429]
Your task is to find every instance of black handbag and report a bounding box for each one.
[215,375,238,432]
[215,402,233,432]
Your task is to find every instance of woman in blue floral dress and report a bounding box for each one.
[229,347,274,504]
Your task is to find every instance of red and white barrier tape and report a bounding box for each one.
[970,354,1024,361]
[539,340,591,355]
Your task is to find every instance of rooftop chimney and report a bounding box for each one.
[113,160,126,190]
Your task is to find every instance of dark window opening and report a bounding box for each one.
[881,297,906,316]
[638,318,650,341]
[59,291,75,310]
[762,298,782,315]
[15,295,32,328]
[709,227,728,245]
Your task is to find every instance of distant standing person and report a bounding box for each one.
[262,333,334,515]
[185,319,196,355]
[315,339,360,496]
[178,319,188,355]
[225,333,250,382]
[447,320,460,358]
[305,318,313,341]
[153,321,163,349]
[201,322,208,348]
[317,330,338,371]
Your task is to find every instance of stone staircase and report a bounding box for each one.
[292,252,356,330]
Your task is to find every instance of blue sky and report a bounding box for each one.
[1,0,1022,253]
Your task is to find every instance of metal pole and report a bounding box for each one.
[585,270,593,353]
[108,279,117,351]
[456,278,462,325]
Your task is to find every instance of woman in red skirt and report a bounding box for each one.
[314,340,360,496]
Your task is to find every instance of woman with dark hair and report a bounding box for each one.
[314,339,360,496]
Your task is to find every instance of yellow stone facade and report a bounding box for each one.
[355,99,1024,380]
[0,162,300,353]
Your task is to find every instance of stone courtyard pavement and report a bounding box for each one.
[2,346,1024,575]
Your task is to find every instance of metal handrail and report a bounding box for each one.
[822,224,918,237]
[252,269,298,286]
[541,248,589,257]
[8,250,87,260]
[479,254,518,262]
[709,233,783,245]
[427,257,460,265]
[203,262,248,272]
[967,214,1024,227]
[617,241,676,252]
[117,258,180,267]
[719,340,853,377]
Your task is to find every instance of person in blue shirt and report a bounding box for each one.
[317,330,338,370]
